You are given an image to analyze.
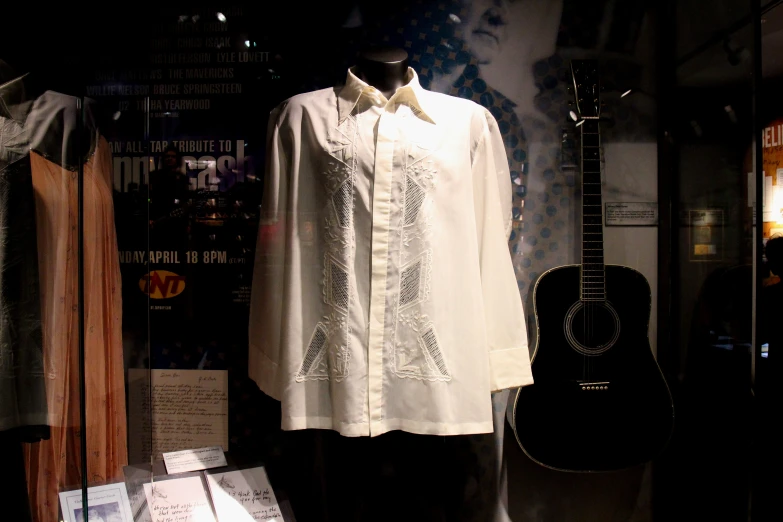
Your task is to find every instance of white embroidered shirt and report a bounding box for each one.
[249,68,532,437]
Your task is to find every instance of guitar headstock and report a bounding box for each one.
[570,60,601,120]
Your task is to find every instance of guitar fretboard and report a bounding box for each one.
[580,119,605,302]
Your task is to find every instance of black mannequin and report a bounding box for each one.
[354,46,409,99]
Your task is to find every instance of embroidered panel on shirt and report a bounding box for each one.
[307,115,357,384]
[325,117,356,166]
[399,259,422,308]
[419,324,450,379]
[398,250,431,310]
[323,161,354,256]
[328,344,351,382]
[392,316,451,382]
[298,312,351,382]
[392,276,450,381]
[296,323,329,381]
[325,254,350,312]
[403,175,426,226]
[332,178,353,228]
[388,121,446,381]
[403,168,438,247]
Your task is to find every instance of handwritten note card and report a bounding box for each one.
[129,369,229,463]
[143,476,216,522]
[206,468,282,522]
[163,446,228,474]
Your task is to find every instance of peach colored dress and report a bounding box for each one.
[24,136,127,522]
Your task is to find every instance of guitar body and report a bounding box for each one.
[512,264,674,472]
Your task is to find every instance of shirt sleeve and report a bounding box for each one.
[472,110,533,392]
[248,104,288,401]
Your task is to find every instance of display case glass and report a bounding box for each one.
[2,1,778,521]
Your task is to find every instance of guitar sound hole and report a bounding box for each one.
[564,301,620,356]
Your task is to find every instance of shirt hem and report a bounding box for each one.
[281,416,494,437]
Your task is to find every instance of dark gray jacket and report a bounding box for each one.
[0,74,48,442]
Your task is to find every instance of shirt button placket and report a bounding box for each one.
[367,103,396,436]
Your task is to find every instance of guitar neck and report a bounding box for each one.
[580,119,605,302]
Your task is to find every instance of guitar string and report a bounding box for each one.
[578,68,586,384]
[583,101,600,383]
[582,117,595,382]
[582,117,587,383]
[592,79,595,378]
[575,65,603,385]
[588,117,598,382]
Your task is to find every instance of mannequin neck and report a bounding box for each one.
[355,47,409,99]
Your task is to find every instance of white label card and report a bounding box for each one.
[604,202,658,226]
[59,483,135,522]
[206,467,282,522]
[163,446,228,474]
[143,476,216,522]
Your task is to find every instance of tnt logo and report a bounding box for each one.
[139,270,186,299]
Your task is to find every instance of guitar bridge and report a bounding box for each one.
[579,381,610,391]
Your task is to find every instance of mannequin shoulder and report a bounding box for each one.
[420,90,487,127]
[277,87,337,115]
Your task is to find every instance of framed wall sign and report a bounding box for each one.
[689,209,724,262]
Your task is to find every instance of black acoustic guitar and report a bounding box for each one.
[511,60,674,472]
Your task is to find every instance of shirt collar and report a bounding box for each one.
[337,67,436,124]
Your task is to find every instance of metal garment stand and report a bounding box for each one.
[653,1,679,520]
[752,0,764,398]
[751,0,765,519]
[77,94,88,517]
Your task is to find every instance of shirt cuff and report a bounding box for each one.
[250,348,281,401]
[489,347,534,392]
